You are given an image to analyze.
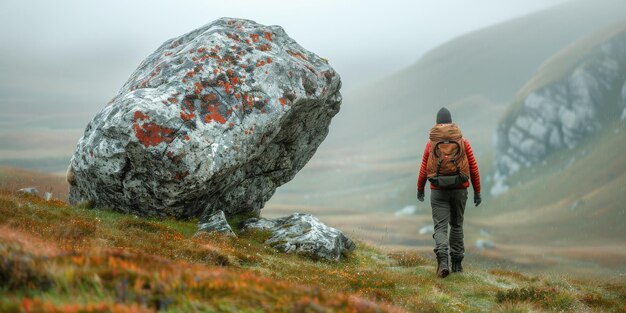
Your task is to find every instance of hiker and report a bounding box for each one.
[416,107,481,278]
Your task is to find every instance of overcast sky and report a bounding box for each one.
[0,0,567,90]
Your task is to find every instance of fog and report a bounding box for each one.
[0,0,565,167]
[1,0,565,90]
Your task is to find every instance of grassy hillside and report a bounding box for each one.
[1,192,625,312]
[475,107,626,243]
[0,166,68,201]
[482,21,626,221]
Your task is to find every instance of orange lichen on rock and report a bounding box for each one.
[132,111,174,147]
[205,103,227,125]
[180,111,196,121]
[287,50,308,61]
[134,111,149,121]
[203,93,217,102]
[258,44,272,51]
[226,33,241,42]
[224,82,234,94]
[194,82,204,95]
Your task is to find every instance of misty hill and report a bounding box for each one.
[270,0,626,212]
[329,0,626,149]
[473,21,626,246]
[2,191,625,312]
[0,42,147,173]
[493,21,626,193]
[331,0,626,150]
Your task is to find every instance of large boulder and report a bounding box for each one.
[242,213,356,261]
[68,18,342,221]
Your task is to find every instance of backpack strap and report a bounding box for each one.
[436,159,443,177]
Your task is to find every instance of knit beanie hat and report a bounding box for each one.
[436,107,452,124]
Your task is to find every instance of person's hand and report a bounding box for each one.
[474,192,482,207]
[417,190,424,202]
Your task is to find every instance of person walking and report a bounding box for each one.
[417,107,481,278]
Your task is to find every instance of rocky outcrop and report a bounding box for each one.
[242,213,356,261]
[492,27,626,195]
[68,18,342,221]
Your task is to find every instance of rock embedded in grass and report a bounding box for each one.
[197,210,235,236]
[242,213,356,261]
[17,187,39,197]
[67,18,342,223]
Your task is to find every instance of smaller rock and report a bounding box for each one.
[394,205,417,216]
[475,239,496,250]
[241,218,277,230]
[570,199,585,210]
[44,192,53,201]
[242,213,355,261]
[479,229,493,238]
[196,210,235,236]
[418,224,434,235]
[17,187,39,197]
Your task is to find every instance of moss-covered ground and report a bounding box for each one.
[1,192,625,312]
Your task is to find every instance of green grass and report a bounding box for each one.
[1,192,625,312]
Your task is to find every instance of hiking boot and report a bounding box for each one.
[451,258,463,273]
[436,254,449,278]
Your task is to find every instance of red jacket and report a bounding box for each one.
[417,139,480,193]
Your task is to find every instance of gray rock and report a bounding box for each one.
[242,213,355,261]
[479,229,492,238]
[67,18,341,222]
[394,205,417,216]
[197,210,235,236]
[418,224,434,235]
[569,199,586,211]
[17,187,38,196]
[475,239,496,250]
[492,27,626,194]
[43,192,53,201]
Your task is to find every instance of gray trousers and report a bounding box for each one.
[430,189,468,260]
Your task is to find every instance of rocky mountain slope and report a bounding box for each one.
[492,22,626,194]
[467,22,626,256]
